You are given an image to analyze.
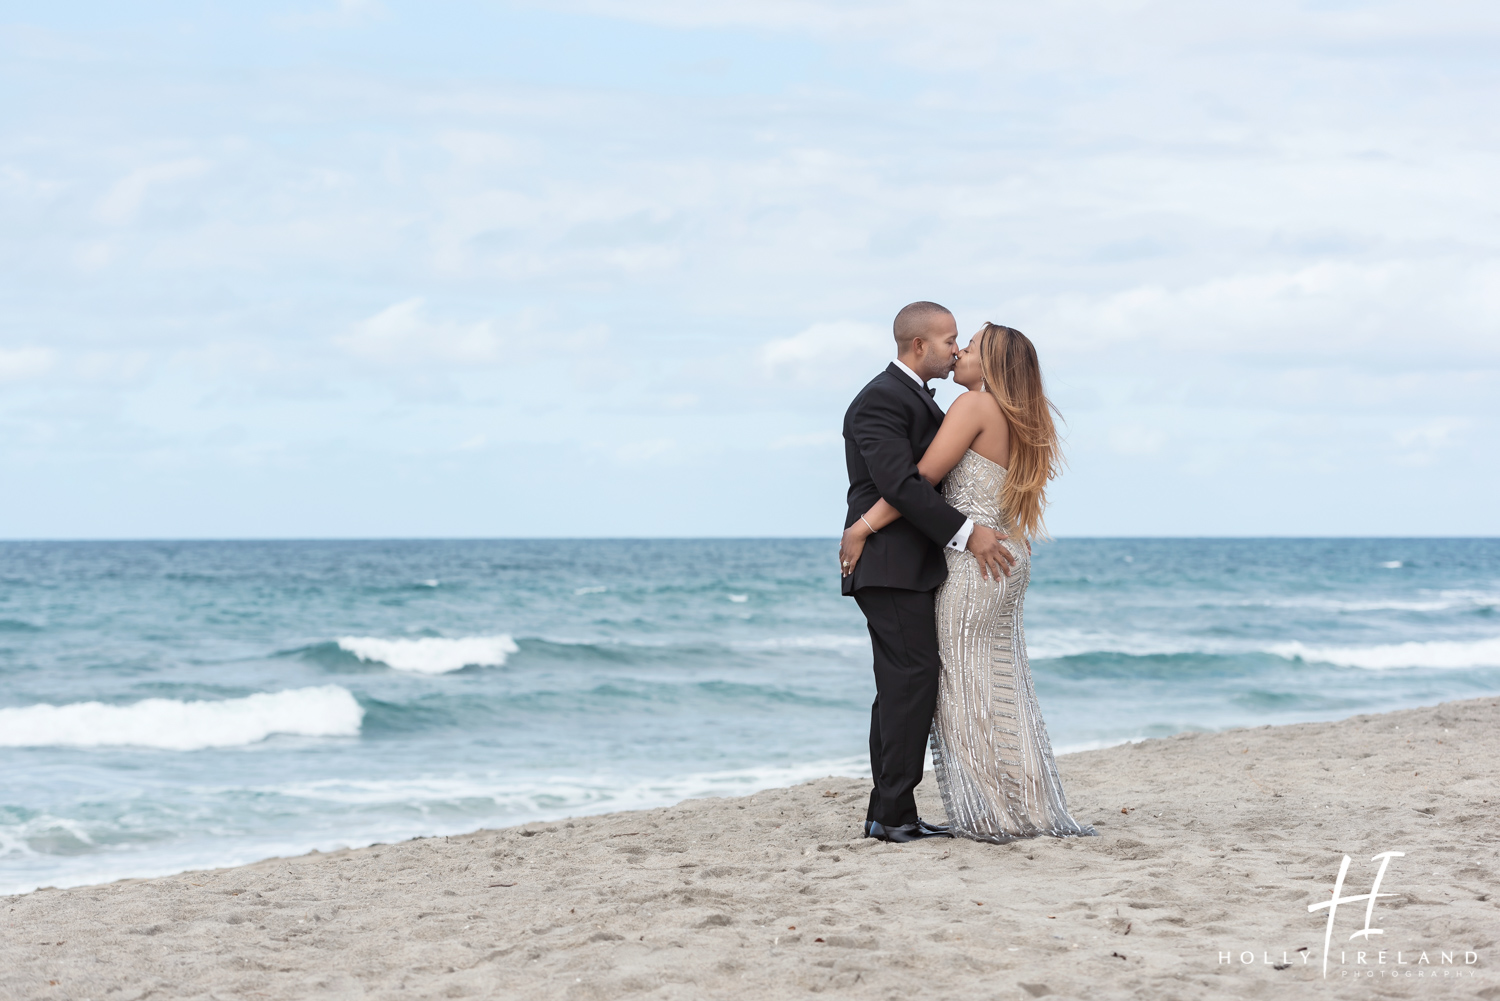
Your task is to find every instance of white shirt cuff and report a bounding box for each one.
[946,518,974,552]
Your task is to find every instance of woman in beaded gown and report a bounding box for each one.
[839,323,1095,843]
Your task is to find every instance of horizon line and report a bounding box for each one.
[1,535,1496,543]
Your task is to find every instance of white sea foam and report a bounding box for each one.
[574,586,607,595]
[1027,630,1222,660]
[728,594,748,603]
[746,629,1252,661]
[1436,589,1500,610]
[0,813,96,859]
[1,755,874,895]
[1306,599,1455,613]
[1182,591,1500,614]
[0,686,363,750]
[731,635,869,652]
[1270,637,1500,670]
[256,755,871,813]
[1026,629,1500,670]
[1254,597,1463,613]
[337,635,518,674]
[1295,590,1500,613]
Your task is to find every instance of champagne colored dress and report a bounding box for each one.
[930,449,1096,842]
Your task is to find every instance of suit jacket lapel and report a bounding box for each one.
[885,362,946,423]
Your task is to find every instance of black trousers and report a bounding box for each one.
[853,585,941,828]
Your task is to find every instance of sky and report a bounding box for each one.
[1,0,1497,538]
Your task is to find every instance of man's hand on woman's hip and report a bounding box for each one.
[966,525,1015,580]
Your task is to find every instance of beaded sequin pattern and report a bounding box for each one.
[930,449,1097,843]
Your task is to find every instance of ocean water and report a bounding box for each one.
[1,538,1497,896]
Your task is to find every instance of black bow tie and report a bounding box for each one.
[925,385,936,398]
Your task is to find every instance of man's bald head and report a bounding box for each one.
[893,301,959,382]
[893,301,954,353]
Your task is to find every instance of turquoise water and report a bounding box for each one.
[1,538,1497,895]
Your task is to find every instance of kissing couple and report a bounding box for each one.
[839,301,1095,844]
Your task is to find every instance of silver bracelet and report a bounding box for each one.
[861,516,878,534]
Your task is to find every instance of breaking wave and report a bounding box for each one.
[336,635,519,675]
[0,686,363,750]
[1270,637,1500,670]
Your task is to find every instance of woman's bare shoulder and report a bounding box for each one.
[946,389,979,409]
[948,389,1003,418]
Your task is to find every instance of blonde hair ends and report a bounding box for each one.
[976,324,1063,540]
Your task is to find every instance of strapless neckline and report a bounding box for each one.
[962,448,1007,474]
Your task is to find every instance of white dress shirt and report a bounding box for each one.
[890,359,974,553]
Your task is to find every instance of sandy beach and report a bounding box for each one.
[4,696,1496,1000]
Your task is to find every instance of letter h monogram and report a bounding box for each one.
[1308,851,1405,978]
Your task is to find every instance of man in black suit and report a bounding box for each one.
[841,301,1014,843]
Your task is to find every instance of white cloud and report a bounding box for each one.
[334,301,615,391]
[337,299,504,365]
[452,434,488,452]
[1108,424,1166,457]
[74,241,113,271]
[759,321,891,388]
[98,159,210,225]
[614,438,676,463]
[0,347,55,382]
[1013,259,1500,360]
[74,351,152,387]
[566,1,1500,59]
[770,430,843,450]
[1392,417,1464,456]
[273,0,387,28]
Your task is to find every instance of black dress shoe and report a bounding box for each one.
[865,818,952,838]
[866,820,952,843]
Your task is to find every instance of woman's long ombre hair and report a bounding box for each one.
[977,323,1063,540]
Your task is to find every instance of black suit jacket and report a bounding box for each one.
[841,363,967,595]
